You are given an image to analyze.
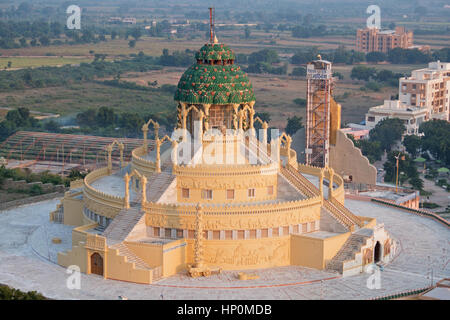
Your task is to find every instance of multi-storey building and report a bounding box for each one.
[365,100,428,135]
[399,61,450,121]
[356,27,413,53]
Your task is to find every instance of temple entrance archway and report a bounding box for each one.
[374,241,381,263]
[90,252,103,276]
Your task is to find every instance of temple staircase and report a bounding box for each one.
[326,230,371,274]
[109,242,151,270]
[280,164,364,231]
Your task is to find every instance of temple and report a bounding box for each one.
[52,30,395,283]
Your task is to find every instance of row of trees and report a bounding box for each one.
[349,118,406,164]
[350,66,404,87]
[291,46,364,66]
[291,46,449,66]
[403,120,450,166]
[0,52,165,92]
[76,107,177,138]
[366,48,450,65]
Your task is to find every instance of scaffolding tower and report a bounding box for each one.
[305,58,333,168]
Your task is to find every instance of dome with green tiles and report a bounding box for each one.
[174,43,255,105]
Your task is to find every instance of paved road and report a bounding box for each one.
[0,198,448,300]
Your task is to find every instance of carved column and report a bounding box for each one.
[262,121,268,145]
[155,138,161,173]
[124,173,130,209]
[119,143,124,169]
[106,145,113,174]
[141,175,147,206]
[194,203,204,268]
[142,124,148,151]
[286,135,292,163]
[203,104,211,131]
[249,106,256,136]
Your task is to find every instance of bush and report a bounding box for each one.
[0,284,46,300]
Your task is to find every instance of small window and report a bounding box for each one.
[213,230,220,240]
[267,186,274,195]
[225,230,232,239]
[237,230,245,239]
[249,230,257,239]
[154,227,160,237]
[176,229,183,238]
[165,228,172,238]
[368,116,375,122]
[226,189,235,200]
[248,188,255,198]
[182,188,190,199]
[188,230,195,239]
[261,229,268,238]
[202,189,213,200]
[272,228,279,236]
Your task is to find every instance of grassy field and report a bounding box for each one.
[0,82,175,119]
[0,57,93,69]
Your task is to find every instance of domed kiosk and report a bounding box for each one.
[53,34,396,283]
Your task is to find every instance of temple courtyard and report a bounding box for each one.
[0,198,448,300]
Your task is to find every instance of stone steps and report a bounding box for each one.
[102,207,143,242]
[326,232,370,273]
[110,243,151,270]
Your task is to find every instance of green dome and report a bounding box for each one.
[174,43,255,105]
[195,43,236,61]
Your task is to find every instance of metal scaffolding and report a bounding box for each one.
[305,58,333,168]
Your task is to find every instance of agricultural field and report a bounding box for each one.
[0,56,93,69]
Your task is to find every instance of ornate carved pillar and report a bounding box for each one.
[249,107,256,136]
[232,104,240,132]
[203,104,211,131]
[142,124,148,151]
[286,135,292,163]
[106,145,113,174]
[141,176,147,206]
[124,173,130,209]
[155,138,161,173]
[119,143,124,169]
[238,110,244,131]
[262,121,268,146]
[194,203,204,268]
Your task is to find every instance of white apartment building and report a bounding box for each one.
[399,61,450,121]
[365,100,428,135]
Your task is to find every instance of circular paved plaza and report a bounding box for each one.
[0,198,448,300]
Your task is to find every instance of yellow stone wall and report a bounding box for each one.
[329,130,377,185]
[174,163,279,203]
[291,231,351,269]
[62,194,84,226]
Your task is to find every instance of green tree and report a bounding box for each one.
[419,120,450,165]
[128,39,136,48]
[351,66,376,81]
[403,135,422,157]
[285,116,303,135]
[96,107,115,127]
[369,118,406,152]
